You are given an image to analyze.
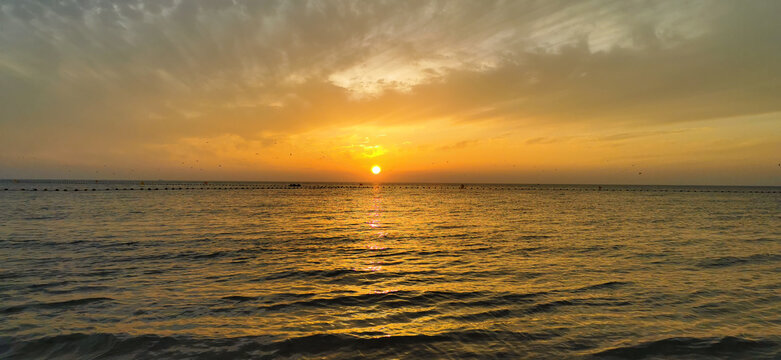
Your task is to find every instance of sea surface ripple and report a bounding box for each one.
[1,181,779,359]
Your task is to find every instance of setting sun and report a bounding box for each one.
[371,166,382,174]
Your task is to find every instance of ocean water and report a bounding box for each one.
[1,180,779,359]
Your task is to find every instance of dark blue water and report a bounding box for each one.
[1,181,779,359]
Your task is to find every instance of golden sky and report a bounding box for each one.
[1,0,779,185]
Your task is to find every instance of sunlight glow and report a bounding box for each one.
[372,165,382,174]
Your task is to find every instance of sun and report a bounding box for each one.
[371,165,381,174]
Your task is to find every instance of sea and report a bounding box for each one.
[1,180,779,359]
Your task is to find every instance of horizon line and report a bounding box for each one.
[2,178,779,188]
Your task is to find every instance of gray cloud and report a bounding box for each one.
[0,0,779,182]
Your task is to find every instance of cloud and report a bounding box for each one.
[0,0,779,183]
[526,137,562,145]
[438,140,479,151]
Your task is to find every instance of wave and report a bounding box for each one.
[217,290,514,313]
[517,235,553,240]
[258,290,484,311]
[214,289,631,319]
[220,292,315,303]
[95,247,272,264]
[1,297,113,314]
[594,336,778,358]
[41,285,110,295]
[263,269,355,280]
[520,297,632,315]
[697,253,781,268]
[257,268,439,285]
[439,308,513,322]
[270,329,558,356]
[0,330,561,359]
[570,281,632,292]
[28,280,72,289]
[340,309,441,327]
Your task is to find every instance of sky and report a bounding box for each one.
[0,0,779,185]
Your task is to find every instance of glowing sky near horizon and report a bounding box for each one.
[0,0,779,184]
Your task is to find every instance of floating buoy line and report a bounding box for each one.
[1,184,778,194]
